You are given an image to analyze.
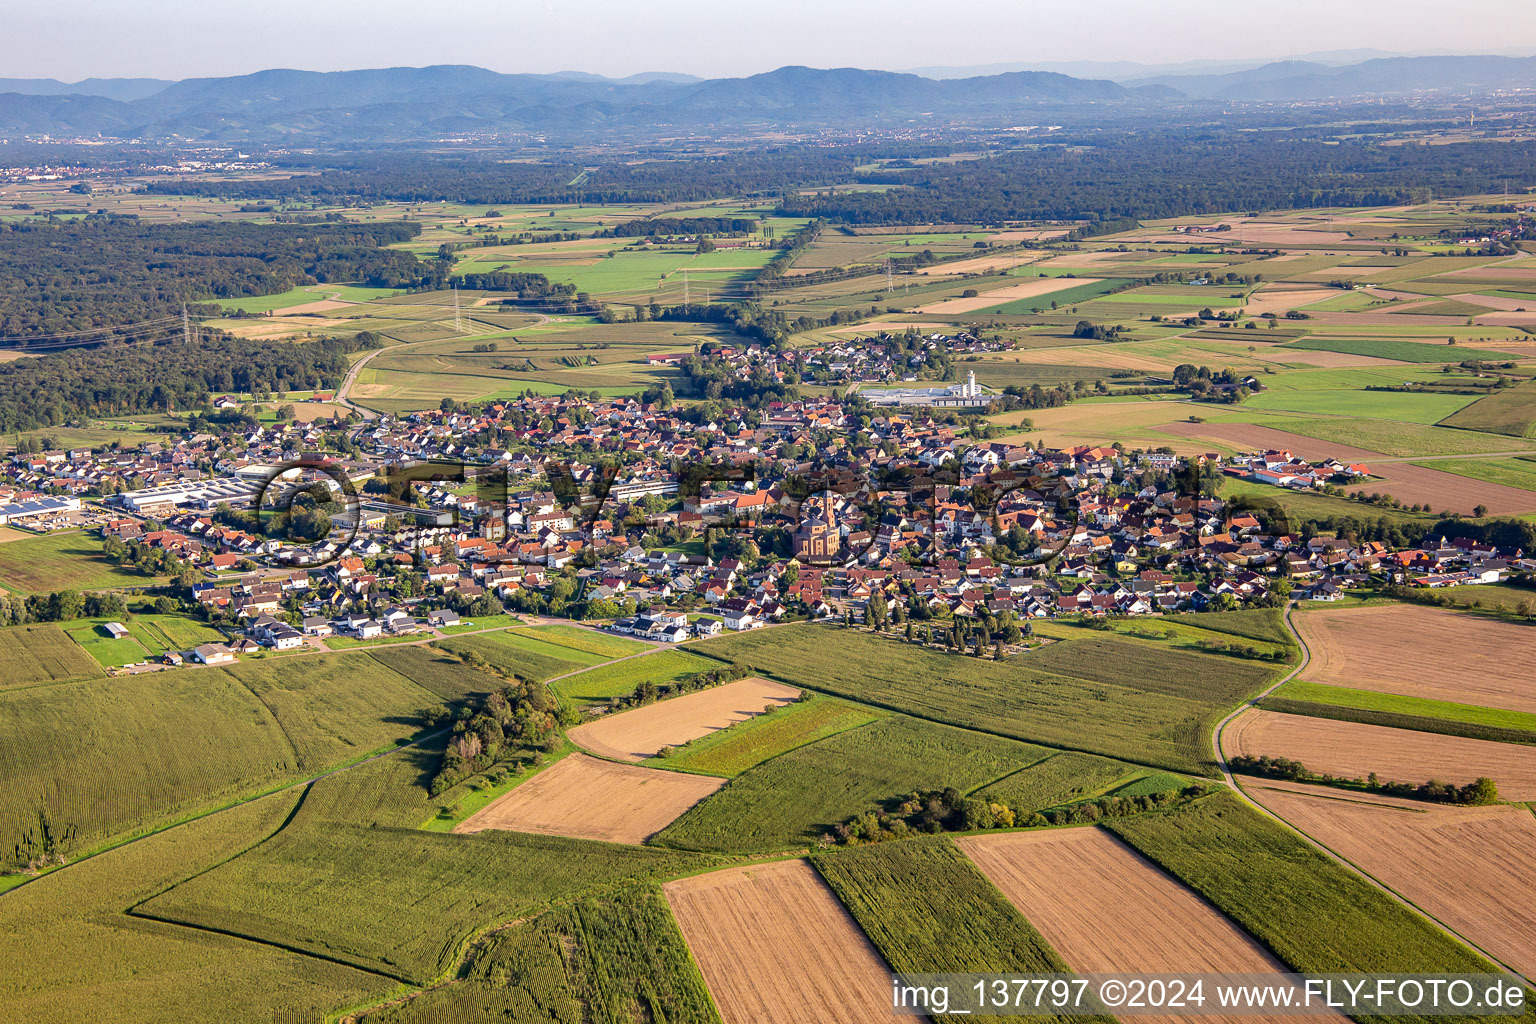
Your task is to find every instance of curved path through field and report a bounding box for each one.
[1211,604,1533,984]
[333,307,553,421]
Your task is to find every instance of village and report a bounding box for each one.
[1,382,1528,670]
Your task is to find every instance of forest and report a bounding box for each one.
[129,135,1536,226]
[0,216,427,340]
[0,331,377,430]
[775,138,1536,224]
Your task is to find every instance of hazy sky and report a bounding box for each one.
[4,0,1536,81]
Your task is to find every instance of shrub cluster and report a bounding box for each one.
[826,782,1210,846]
[426,679,563,795]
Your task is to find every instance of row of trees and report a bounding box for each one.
[1229,755,1498,805]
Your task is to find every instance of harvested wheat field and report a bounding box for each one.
[452,753,724,843]
[568,677,800,761]
[914,277,1103,314]
[1296,605,1536,713]
[1225,709,1536,799]
[961,829,1338,1024]
[1249,779,1536,977]
[665,859,892,1024]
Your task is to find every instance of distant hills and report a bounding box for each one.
[0,55,1532,144]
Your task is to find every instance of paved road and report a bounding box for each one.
[1210,603,1531,984]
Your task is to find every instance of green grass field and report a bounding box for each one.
[1109,794,1513,1013]
[655,715,1046,854]
[1439,380,1536,437]
[550,649,720,704]
[0,531,164,594]
[813,839,1097,1024]
[659,696,886,777]
[698,625,1279,775]
[0,623,105,689]
[364,888,721,1024]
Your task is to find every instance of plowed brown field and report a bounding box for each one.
[452,753,724,843]
[1295,605,1536,713]
[1225,709,1536,799]
[1248,779,1536,977]
[961,829,1340,1024]
[567,677,800,761]
[664,859,892,1024]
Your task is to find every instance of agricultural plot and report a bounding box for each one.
[0,530,162,594]
[509,623,649,658]
[664,859,893,1024]
[914,276,1104,315]
[814,839,1094,1024]
[1440,380,1536,437]
[0,623,104,689]
[655,715,1047,854]
[0,671,298,867]
[960,829,1328,1024]
[432,630,587,681]
[363,888,722,1024]
[1283,338,1509,363]
[698,625,1277,775]
[1107,793,1508,999]
[975,752,1144,813]
[1412,456,1536,492]
[1295,604,1536,713]
[365,645,504,704]
[1264,679,1536,744]
[551,649,720,704]
[214,653,440,769]
[567,677,801,761]
[453,753,725,844]
[1247,780,1536,979]
[136,780,714,984]
[0,792,390,1024]
[1225,708,1536,799]
[660,696,885,777]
